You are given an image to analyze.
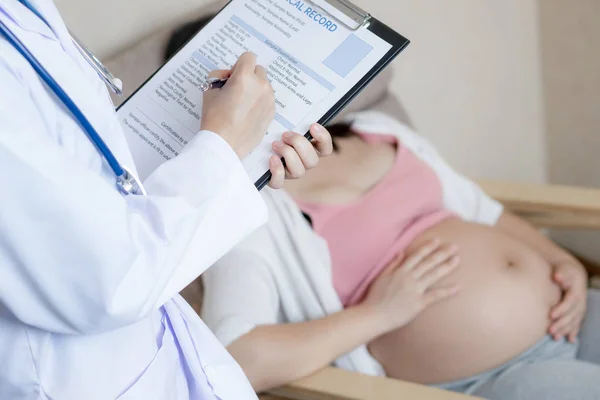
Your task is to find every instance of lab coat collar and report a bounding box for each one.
[1,0,58,42]
[1,0,96,96]
[0,1,120,159]
[1,0,82,60]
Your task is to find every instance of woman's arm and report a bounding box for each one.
[228,306,385,393]
[227,240,460,392]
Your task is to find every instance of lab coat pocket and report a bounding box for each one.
[117,329,183,400]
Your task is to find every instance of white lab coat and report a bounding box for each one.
[0,1,266,399]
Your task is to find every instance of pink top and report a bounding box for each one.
[295,135,455,307]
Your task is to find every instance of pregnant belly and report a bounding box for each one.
[367,217,562,384]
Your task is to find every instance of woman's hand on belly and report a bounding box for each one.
[225,240,459,393]
[494,212,588,343]
[549,261,588,343]
[368,218,564,384]
[359,239,461,333]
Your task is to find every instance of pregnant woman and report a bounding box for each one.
[202,111,600,399]
[165,13,600,399]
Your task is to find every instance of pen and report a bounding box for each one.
[200,78,228,92]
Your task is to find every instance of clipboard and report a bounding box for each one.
[117,0,409,190]
[254,1,409,189]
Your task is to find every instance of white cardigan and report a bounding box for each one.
[202,111,504,376]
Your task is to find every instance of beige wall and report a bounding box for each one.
[54,0,215,59]
[55,0,547,183]
[540,0,600,260]
[355,0,546,183]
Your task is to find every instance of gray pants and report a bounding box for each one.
[435,289,600,400]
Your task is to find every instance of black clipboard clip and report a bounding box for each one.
[311,0,372,30]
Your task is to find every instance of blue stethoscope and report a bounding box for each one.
[0,0,146,195]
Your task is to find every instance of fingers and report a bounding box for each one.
[412,244,459,279]
[400,239,442,272]
[207,69,231,80]
[309,124,333,157]
[268,156,286,189]
[201,52,274,158]
[230,52,257,78]
[554,270,574,290]
[551,291,578,320]
[207,53,263,83]
[272,132,320,179]
[424,284,461,307]
[568,331,579,344]
[553,262,588,291]
[255,65,268,81]
[417,257,460,292]
[272,141,304,179]
[549,314,577,340]
[283,132,319,169]
[549,282,586,342]
[270,126,332,181]
[380,252,407,276]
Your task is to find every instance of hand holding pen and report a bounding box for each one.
[200,52,275,158]
[200,52,333,189]
[200,78,229,92]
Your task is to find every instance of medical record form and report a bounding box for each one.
[117,0,408,187]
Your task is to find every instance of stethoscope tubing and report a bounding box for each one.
[0,18,125,178]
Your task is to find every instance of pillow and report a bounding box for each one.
[104,0,410,126]
[358,87,413,128]
[330,68,408,125]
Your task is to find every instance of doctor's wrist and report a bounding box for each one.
[187,130,247,167]
[197,122,238,157]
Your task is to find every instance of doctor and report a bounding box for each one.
[0,0,332,399]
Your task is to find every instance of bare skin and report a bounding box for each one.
[228,133,587,391]
[201,52,333,188]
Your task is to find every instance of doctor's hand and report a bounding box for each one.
[267,123,333,189]
[201,52,275,158]
[202,53,332,188]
